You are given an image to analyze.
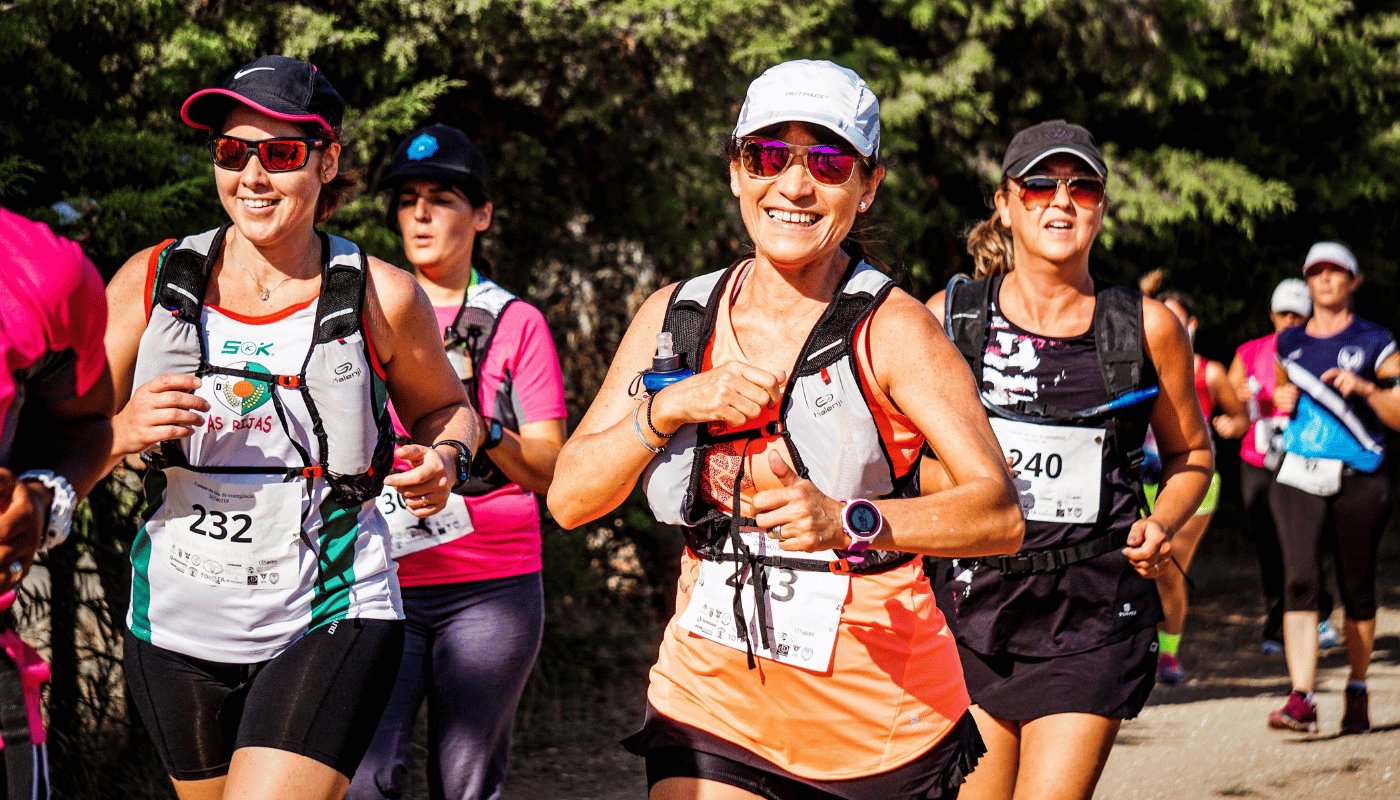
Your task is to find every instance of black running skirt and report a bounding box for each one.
[959,625,1158,720]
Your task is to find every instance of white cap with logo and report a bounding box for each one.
[1270,278,1312,317]
[732,60,880,157]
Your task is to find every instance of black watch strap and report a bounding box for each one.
[434,439,473,491]
[482,417,505,451]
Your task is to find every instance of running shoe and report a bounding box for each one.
[1341,686,1370,735]
[1261,639,1284,655]
[1318,620,1342,649]
[1157,652,1183,684]
[1267,691,1317,732]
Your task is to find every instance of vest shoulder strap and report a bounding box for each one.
[153,227,227,322]
[660,264,733,377]
[1091,280,1145,400]
[447,277,519,368]
[791,261,893,377]
[314,234,368,342]
[945,274,992,377]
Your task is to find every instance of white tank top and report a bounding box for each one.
[128,301,401,663]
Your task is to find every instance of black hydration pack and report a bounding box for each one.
[442,276,522,495]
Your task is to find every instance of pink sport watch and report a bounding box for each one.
[841,499,882,553]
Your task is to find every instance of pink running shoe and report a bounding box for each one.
[1157,652,1183,684]
[1341,687,1370,735]
[1268,691,1317,732]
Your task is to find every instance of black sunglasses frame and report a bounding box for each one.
[207,135,330,173]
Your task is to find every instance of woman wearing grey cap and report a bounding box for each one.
[549,60,1022,799]
[927,120,1212,800]
[347,124,566,800]
[101,56,479,800]
[1265,242,1400,735]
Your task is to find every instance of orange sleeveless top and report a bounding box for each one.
[646,266,970,780]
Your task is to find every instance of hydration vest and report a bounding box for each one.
[642,259,918,576]
[443,276,521,495]
[132,225,394,506]
[944,274,1154,573]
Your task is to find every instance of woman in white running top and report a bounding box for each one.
[102,56,479,800]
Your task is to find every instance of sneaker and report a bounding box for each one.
[1261,639,1284,655]
[1341,687,1370,735]
[1318,620,1342,649]
[1268,691,1318,732]
[1157,652,1183,684]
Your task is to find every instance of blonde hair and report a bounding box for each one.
[966,212,1014,278]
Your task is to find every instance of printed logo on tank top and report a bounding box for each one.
[1338,346,1365,373]
[983,311,1064,406]
[700,437,756,510]
[212,361,273,415]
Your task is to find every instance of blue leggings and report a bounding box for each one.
[346,572,544,800]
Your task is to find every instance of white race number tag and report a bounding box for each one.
[989,418,1104,524]
[160,468,302,589]
[677,529,849,672]
[379,486,474,558]
[1275,453,1343,497]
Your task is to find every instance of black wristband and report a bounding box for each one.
[434,439,473,492]
[646,394,675,439]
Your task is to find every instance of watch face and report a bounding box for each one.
[848,503,879,534]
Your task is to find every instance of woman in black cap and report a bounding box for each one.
[927,120,1213,800]
[346,125,567,800]
[102,57,479,800]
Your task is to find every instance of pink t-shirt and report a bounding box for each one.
[394,298,565,586]
[1236,333,1279,468]
[0,208,108,465]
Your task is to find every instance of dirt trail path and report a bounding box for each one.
[504,547,1400,799]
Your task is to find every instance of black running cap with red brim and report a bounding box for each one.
[181,55,343,139]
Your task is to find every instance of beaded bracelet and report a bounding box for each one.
[632,402,664,453]
[645,394,676,439]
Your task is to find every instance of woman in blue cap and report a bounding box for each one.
[102,57,479,800]
[550,59,1022,800]
[928,120,1212,800]
[347,124,567,800]
[1266,241,1400,735]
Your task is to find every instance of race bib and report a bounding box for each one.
[677,529,849,672]
[989,418,1104,524]
[160,468,302,589]
[1275,453,1343,497]
[378,486,474,558]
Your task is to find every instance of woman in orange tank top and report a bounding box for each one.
[549,60,1023,800]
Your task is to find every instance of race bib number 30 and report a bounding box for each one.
[677,530,850,672]
[989,418,1104,524]
[160,468,302,589]
[379,486,474,558]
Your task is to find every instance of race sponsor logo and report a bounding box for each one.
[221,340,274,357]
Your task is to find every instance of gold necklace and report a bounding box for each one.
[230,237,316,301]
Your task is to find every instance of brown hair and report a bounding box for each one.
[305,124,361,224]
[1139,268,1194,316]
[965,177,1014,278]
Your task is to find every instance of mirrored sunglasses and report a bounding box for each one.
[1015,175,1107,210]
[208,135,328,173]
[739,138,861,187]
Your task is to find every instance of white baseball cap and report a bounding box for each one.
[1302,241,1358,276]
[732,60,880,157]
[1270,278,1311,317]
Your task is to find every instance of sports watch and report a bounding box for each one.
[434,440,474,492]
[840,499,882,553]
[18,470,76,552]
[481,417,504,451]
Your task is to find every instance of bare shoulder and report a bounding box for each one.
[365,256,422,321]
[108,244,161,297]
[1142,295,1186,351]
[629,281,681,337]
[926,289,947,324]
[873,287,942,341]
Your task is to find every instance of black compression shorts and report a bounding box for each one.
[124,618,403,781]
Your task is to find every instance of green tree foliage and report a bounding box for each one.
[5,0,1400,793]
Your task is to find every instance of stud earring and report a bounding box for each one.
[859,201,867,211]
